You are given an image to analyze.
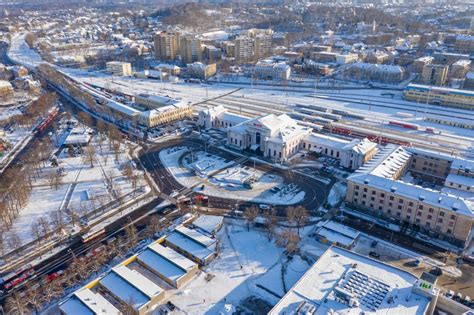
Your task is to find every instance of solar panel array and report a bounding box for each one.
[341,270,391,311]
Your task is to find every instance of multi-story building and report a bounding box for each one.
[455,35,474,54]
[179,35,202,65]
[186,62,216,80]
[254,60,291,81]
[253,34,272,61]
[234,36,254,64]
[154,31,180,61]
[464,72,474,90]
[404,84,474,110]
[106,61,132,76]
[222,42,235,58]
[413,56,433,73]
[311,51,338,63]
[0,80,13,97]
[203,46,222,63]
[336,53,359,65]
[364,51,391,64]
[450,60,471,79]
[421,64,449,86]
[347,63,405,84]
[345,145,474,248]
[433,52,470,65]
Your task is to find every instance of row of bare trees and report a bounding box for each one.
[4,215,165,314]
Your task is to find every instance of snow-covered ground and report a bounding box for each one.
[164,220,311,314]
[327,182,347,207]
[160,147,305,205]
[5,131,146,250]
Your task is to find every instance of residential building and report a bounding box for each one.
[106,61,132,76]
[433,52,470,65]
[222,42,235,58]
[234,36,254,64]
[186,62,216,80]
[421,64,449,86]
[253,34,272,60]
[269,246,436,315]
[347,62,405,84]
[154,31,180,61]
[404,84,474,110]
[450,60,471,79]
[345,145,474,248]
[154,64,180,76]
[311,51,338,63]
[413,56,433,73]
[464,71,474,90]
[179,35,202,64]
[0,80,13,97]
[203,46,222,63]
[254,60,290,81]
[59,288,121,315]
[364,51,391,64]
[455,35,474,53]
[336,53,359,65]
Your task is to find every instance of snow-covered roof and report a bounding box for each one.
[445,173,474,188]
[59,288,120,315]
[315,220,360,247]
[192,215,224,235]
[100,265,163,310]
[343,138,378,155]
[176,225,216,247]
[269,246,430,315]
[306,132,349,150]
[451,158,474,173]
[137,243,197,283]
[107,100,140,117]
[165,226,215,262]
[0,80,12,89]
[355,145,410,179]
[406,84,474,97]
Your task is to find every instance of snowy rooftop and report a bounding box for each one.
[59,288,120,315]
[343,138,378,155]
[176,225,216,247]
[451,157,474,172]
[269,246,430,315]
[0,80,12,89]
[192,215,224,235]
[445,173,474,188]
[107,100,140,117]
[165,226,215,262]
[355,145,411,179]
[100,265,163,310]
[137,243,197,282]
[306,132,349,150]
[406,84,474,97]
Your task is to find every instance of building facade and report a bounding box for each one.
[180,35,202,64]
[404,84,474,110]
[345,145,474,248]
[106,61,132,76]
[254,60,291,81]
[154,31,180,61]
[421,64,449,86]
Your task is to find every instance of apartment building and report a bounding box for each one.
[186,62,216,80]
[345,145,474,248]
[421,64,449,86]
[413,56,433,73]
[404,84,474,110]
[203,46,222,63]
[234,36,254,64]
[253,34,272,61]
[450,60,471,79]
[347,62,405,84]
[254,60,291,81]
[180,35,202,64]
[454,35,474,54]
[433,52,470,65]
[464,72,474,90]
[106,61,132,76]
[154,31,180,61]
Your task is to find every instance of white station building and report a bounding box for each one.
[198,105,378,169]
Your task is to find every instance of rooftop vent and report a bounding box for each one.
[419,195,425,201]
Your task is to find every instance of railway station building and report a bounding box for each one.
[345,145,474,248]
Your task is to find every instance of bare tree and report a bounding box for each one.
[293,206,308,235]
[24,283,42,313]
[263,208,278,242]
[31,222,42,241]
[276,228,301,255]
[124,223,138,248]
[7,231,21,250]
[145,215,162,239]
[112,142,121,162]
[38,217,51,239]
[5,291,30,315]
[244,205,259,231]
[82,144,96,168]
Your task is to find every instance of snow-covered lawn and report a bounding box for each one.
[165,221,311,314]
[327,182,347,206]
[160,147,305,205]
[5,132,147,250]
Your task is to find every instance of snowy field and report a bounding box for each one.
[163,220,311,314]
[5,131,146,250]
[160,147,305,205]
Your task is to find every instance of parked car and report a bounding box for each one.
[445,290,454,298]
[369,252,380,259]
[259,204,270,210]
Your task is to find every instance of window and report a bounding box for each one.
[448,221,454,227]
[407,208,412,213]
[406,215,411,220]
[417,211,422,216]
[355,186,360,190]
[389,196,394,201]
[371,197,375,201]
[427,215,432,220]
[396,212,401,217]
[363,194,367,198]
[381,193,385,198]
[364,188,368,192]
[416,218,421,223]
[418,205,423,210]
[379,206,383,210]
[447,229,452,234]
[409,202,414,207]
[429,208,434,213]
[425,222,430,227]
[397,205,402,210]
[450,214,456,220]
[388,202,393,207]
[438,218,443,223]
[440,212,445,217]
[354,191,359,196]
[372,191,376,195]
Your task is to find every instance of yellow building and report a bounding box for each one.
[0,80,13,97]
[404,84,474,110]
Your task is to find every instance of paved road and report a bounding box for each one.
[139,136,331,216]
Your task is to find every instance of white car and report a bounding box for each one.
[259,204,270,210]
